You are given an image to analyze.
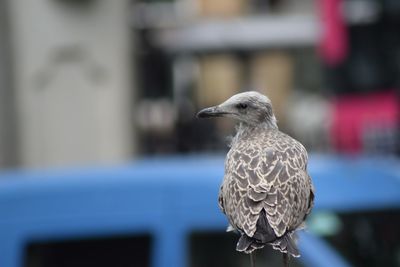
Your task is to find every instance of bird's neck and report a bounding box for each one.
[237,120,278,133]
[232,121,277,145]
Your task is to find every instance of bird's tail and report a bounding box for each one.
[236,231,300,258]
[236,234,265,254]
[271,232,300,258]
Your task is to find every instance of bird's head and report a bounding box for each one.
[196,91,278,129]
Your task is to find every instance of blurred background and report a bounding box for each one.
[0,0,399,266]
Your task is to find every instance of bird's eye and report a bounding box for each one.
[237,103,248,109]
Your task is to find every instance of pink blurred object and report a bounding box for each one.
[318,0,348,65]
[330,90,399,153]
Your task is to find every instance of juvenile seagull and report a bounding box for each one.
[197,91,314,267]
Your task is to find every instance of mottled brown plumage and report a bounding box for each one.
[197,91,314,264]
[222,126,314,256]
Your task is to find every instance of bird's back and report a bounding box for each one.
[220,127,314,255]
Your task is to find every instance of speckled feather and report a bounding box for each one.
[219,126,314,256]
[198,91,314,258]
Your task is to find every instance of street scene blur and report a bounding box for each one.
[0,0,399,267]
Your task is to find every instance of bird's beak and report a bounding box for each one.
[196,105,229,118]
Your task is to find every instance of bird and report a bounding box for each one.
[197,91,314,267]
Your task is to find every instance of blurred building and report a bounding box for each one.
[0,0,135,168]
[133,0,325,155]
[133,0,399,156]
[1,0,399,168]
[319,0,400,154]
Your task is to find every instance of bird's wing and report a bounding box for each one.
[218,184,225,214]
[305,174,315,216]
[229,136,312,239]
